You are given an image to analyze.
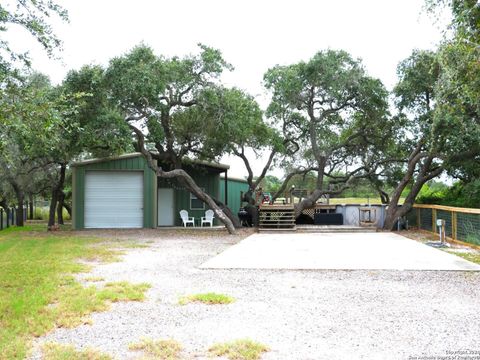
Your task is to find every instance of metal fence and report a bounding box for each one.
[408,204,480,246]
[0,207,28,231]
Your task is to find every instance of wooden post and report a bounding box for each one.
[417,208,421,228]
[432,209,437,233]
[441,220,446,243]
[452,211,457,240]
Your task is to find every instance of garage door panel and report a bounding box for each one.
[84,171,144,228]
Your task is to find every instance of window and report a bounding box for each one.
[190,190,205,210]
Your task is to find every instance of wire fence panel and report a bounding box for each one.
[413,205,480,247]
[456,212,480,246]
[406,209,417,227]
[436,209,453,238]
[419,208,433,232]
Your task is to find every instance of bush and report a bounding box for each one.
[416,180,480,209]
[34,207,71,221]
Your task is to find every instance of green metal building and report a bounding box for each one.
[72,153,247,229]
[219,175,249,216]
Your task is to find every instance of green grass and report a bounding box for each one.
[129,338,183,360]
[179,292,235,305]
[208,339,269,360]
[0,225,150,360]
[83,276,105,282]
[98,281,151,302]
[41,342,112,360]
[328,197,405,205]
[446,251,480,265]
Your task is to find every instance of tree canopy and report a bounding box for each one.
[0,0,68,77]
[264,49,391,215]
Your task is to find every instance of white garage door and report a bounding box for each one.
[84,171,143,228]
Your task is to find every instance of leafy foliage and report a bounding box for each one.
[417,180,480,208]
[0,0,68,77]
[264,49,390,210]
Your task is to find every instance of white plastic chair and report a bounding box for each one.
[180,210,195,227]
[201,209,215,227]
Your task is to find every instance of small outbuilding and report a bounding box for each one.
[72,153,242,229]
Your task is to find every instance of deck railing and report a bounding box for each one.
[407,204,480,246]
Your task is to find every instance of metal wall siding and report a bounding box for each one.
[220,179,249,216]
[73,155,156,229]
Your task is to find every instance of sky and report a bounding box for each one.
[9,0,448,178]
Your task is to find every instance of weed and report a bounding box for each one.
[41,342,112,360]
[129,338,182,360]
[208,339,269,360]
[179,292,235,305]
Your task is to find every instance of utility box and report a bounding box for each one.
[436,219,446,243]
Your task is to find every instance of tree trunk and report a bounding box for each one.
[9,182,25,226]
[48,190,58,228]
[15,192,25,226]
[383,201,413,231]
[212,197,242,228]
[383,155,443,230]
[28,193,34,220]
[57,191,65,225]
[48,163,67,229]
[63,199,72,218]
[293,165,326,218]
[130,125,236,234]
[0,198,9,227]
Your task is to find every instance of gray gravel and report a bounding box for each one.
[30,230,480,360]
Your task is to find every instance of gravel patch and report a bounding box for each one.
[29,229,480,360]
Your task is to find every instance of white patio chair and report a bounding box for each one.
[201,209,215,227]
[179,210,195,227]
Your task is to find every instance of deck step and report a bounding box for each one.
[258,207,295,230]
[258,226,297,233]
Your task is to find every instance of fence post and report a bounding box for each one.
[452,211,457,240]
[1,208,3,230]
[416,208,420,228]
[432,208,437,233]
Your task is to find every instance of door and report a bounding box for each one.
[84,171,144,228]
[158,188,175,226]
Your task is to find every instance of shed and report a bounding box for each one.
[72,153,230,229]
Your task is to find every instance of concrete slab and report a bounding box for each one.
[200,232,480,271]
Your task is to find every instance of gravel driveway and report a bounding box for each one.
[30,229,480,360]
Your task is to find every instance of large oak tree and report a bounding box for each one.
[264,50,390,217]
[104,44,240,233]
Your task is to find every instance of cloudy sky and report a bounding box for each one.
[10,0,447,177]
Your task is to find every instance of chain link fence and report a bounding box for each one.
[408,204,480,246]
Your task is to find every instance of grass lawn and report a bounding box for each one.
[0,224,150,360]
